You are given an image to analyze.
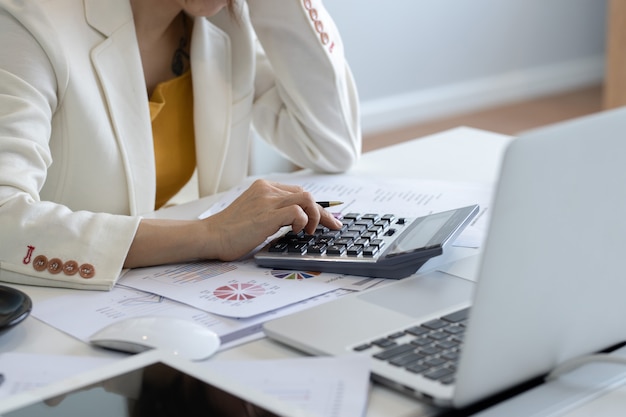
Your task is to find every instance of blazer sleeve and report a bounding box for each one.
[247,0,362,173]
[0,4,140,290]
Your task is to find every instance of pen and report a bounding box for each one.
[316,201,343,208]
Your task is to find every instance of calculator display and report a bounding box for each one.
[387,210,455,254]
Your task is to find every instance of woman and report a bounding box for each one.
[0,0,361,290]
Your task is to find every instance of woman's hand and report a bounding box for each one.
[125,179,342,268]
[204,179,343,261]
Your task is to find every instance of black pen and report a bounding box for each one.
[316,201,343,208]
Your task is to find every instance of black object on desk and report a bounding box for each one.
[0,285,32,335]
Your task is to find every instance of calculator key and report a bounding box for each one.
[355,219,374,228]
[340,231,360,241]
[347,245,363,256]
[362,246,378,256]
[308,244,327,254]
[341,219,354,228]
[368,225,384,235]
[361,213,381,222]
[287,243,308,253]
[334,237,354,247]
[284,230,305,238]
[326,245,346,255]
[354,238,369,247]
[315,236,334,246]
[348,224,368,234]
[375,220,389,228]
[361,231,377,240]
[315,225,329,233]
[268,242,288,252]
[321,230,342,239]
[297,235,316,245]
[369,239,384,248]
[381,214,396,222]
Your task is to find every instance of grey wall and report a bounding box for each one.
[325,0,608,134]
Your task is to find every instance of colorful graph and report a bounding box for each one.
[213,282,266,301]
[271,270,322,280]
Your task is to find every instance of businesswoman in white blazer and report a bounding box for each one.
[0,0,361,290]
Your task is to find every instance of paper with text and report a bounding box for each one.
[203,355,371,417]
[0,353,116,400]
[201,174,492,248]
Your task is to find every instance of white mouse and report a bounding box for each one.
[89,316,220,361]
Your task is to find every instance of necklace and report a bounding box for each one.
[171,13,189,76]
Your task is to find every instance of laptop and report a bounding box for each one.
[263,107,626,409]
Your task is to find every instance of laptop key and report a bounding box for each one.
[373,344,415,360]
[418,346,441,356]
[389,352,425,367]
[422,318,449,330]
[436,340,459,350]
[444,325,465,334]
[372,338,396,348]
[427,331,449,341]
[441,307,470,323]
[441,376,455,385]
[424,357,447,367]
[405,326,429,336]
[424,367,455,381]
[353,343,372,352]
[410,337,432,347]
[405,363,428,374]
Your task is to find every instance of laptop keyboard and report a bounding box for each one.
[353,307,469,385]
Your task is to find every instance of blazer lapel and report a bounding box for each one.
[85,0,155,215]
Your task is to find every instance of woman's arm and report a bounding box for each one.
[248,0,362,173]
[125,179,342,267]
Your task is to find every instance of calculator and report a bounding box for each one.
[254,204,479,279]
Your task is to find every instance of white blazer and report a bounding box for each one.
[0,0,361,290]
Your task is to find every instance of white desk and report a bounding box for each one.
[0,127,513,416]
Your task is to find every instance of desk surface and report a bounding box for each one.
[0,127,513,417]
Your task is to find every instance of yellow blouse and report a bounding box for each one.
[149,71,196,209]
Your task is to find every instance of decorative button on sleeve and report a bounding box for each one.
[30,253,95,279]
[32,255,48,272]
[63,260,79,276]
[302,0,333,51]
[47,258,63,274]
[79,264,95,279]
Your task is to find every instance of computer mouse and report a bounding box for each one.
[88,316,221,361]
